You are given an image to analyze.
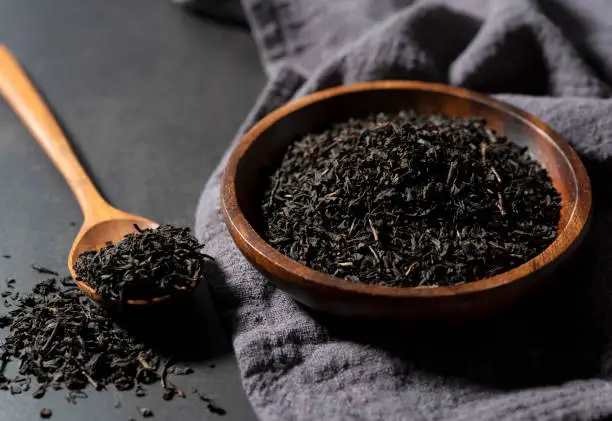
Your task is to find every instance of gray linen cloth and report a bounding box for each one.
[196,0,612,419]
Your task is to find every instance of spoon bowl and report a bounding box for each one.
[68,213,163,305]
[0,45,195,307]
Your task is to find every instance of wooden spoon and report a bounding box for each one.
[0,45,184,306]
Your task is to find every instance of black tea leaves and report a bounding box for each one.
[262,111,561,287]
[74,224,212,301]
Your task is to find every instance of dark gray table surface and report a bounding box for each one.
[0,1,265,420]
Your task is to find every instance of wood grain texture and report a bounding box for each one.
[221,80,592,321]
[0,45,181,306]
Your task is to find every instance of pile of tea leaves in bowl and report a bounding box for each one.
[74,224,212,301]
[261,110,561,287]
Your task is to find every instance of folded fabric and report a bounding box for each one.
[196,1,612,419]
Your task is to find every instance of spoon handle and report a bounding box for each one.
[0,45,109,220]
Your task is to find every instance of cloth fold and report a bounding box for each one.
[196,1,612,419]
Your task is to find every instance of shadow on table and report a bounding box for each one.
[112,260,233,362]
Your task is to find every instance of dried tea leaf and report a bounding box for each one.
[138,407,153,418]
[32,386,46,399]
[168,366,193,376]
[30,265,59,276]
[195,389,227,416]
[0,315,11,328]
[162,389,174,401]
[135,385,147,397]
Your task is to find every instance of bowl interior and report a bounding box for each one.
[235,88,577,256]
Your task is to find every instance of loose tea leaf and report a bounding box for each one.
[207,403,227,416]
[194,388,227,416]
[168,366,193,376]
[32,386,46,399]
[262,111,561,287]
[138,407,154,418]
[162,389,175,401]
[30,265,59,276]
[73,224,212,301]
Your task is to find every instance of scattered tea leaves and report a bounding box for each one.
[0,228,220,412]
[0,278,169,397]
[262,111,561,287]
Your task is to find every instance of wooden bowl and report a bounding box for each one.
[221,81,591,321]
